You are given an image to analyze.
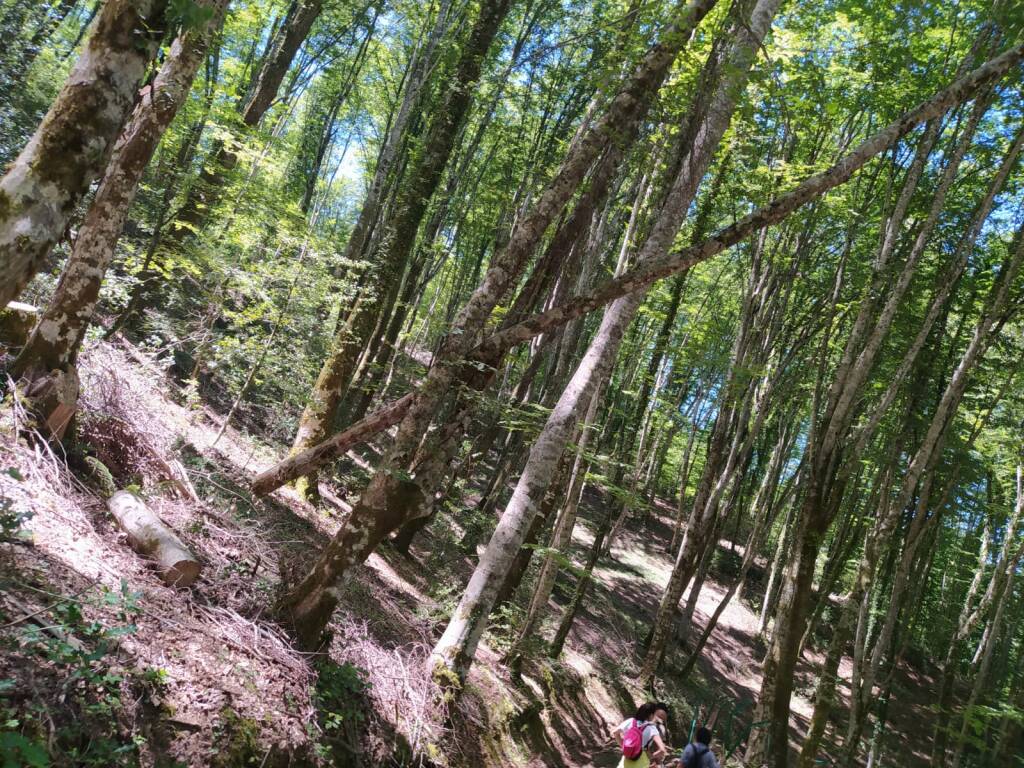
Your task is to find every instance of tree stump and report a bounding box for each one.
[0,301,39,353]
[20,365,80,441]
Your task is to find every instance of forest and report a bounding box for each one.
[1,0,1024,765]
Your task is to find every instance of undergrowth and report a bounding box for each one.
[0,575,159,767]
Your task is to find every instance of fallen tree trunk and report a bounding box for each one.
[108,491,202,587]
[250,392,414,496]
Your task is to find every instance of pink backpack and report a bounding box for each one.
[621,719,649,760]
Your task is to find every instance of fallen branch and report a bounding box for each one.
[250,392,414,496]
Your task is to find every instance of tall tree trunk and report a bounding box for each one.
[429,284,648,680]
[260,33,1024,657]
[11,0,228,381]
[251,30,1024,503]
[753,213,1024,768]
[288,0,514,493]
[471,43,1024,362]
[796,591,858,768]
[427,0,781,686]
[272,0,721,650]
[0,0,169,306]
[240,0,326,128]
[548,503,618,658]
[758,499,794,638]
[503,377,605,662]
[678,423,791,680]
[641,218,794,679]
[163,0,332,243]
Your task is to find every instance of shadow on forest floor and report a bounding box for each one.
[0,339,943,767]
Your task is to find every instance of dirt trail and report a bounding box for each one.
[0,338,939,766]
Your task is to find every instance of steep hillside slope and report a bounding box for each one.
[1,338,937,766]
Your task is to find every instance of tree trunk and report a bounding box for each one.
[285,0,456,500]
[504,380,604,661]
[11,0,228,381]
[429,286,646,681]
[108,490,202,587]
[272,0,721,649]
[796,592,857,768]
[745,41,1020,768]
[429,0,780,688]
[259,10,1024,664]
[758,501,794,638]
[682,529,717,623]
[473,43,1024,362]
[548,505,617,658]
[163,0,332,243]
[240,0,326,128]
[250,11,1022,505]
[0,0,169,306]
[678,426,791,681]
[747,503,829,768]
[288,0,513,487]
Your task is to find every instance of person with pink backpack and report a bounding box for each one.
[613,702,669,767]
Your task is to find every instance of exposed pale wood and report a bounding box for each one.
[108,491,202,587]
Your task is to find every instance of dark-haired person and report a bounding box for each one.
[674,726,719,768]
[613,702,669,767]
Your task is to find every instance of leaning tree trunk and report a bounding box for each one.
[427,0,780,687]
[547,500,619,658]
[239,0,326,127]
[430,286,645,682]
[284,0,454,501]
[266,25,1024,654]
[678,433,790,680]
[288,0,514,489]
[11,0,228,383]
[250,8,1024,502]
[504,381,604,662]
[273,0,721,651]
[796,590,859,768]
[0,0,169,307]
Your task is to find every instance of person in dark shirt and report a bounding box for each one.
[675,726,720,768]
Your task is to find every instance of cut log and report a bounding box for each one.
[108,490,202,587]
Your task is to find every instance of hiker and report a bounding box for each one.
[614,702,669,767]
[672,726,720,768]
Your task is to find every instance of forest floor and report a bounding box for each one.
[0,337,940,767]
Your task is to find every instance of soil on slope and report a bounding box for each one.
[0,338,940,767]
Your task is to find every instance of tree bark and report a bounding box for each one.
[240,0,326,128]
[163,0,334,243]
[0,0,169,306]
[11,0,228,381]
[108,490,202,587]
